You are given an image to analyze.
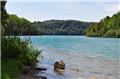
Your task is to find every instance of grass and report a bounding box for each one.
[1,59,21,79]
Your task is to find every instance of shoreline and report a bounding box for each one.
[15,67,47,79]
[15,73,37,79]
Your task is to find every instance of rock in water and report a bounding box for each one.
[54,61,65,70]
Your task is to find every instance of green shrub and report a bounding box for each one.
[1,36,41,79]
[1,36,41,66]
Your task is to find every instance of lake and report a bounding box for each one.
[22,36,120,79]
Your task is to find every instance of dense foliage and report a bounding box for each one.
[1,36,41,66]
[32,20,92,35]
[1,59,21,79]
[1,0,8,25]
[3,14,32,35]
[1,0,8,35]
[1,34,41,79]
[2,14,92,35]
[86,12,120,38]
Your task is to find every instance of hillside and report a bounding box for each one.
[32,20,93,35]
[3,15,93,35]
[86,12,120,38]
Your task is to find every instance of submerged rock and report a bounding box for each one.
[54,69,64,75]
[91,77,97,79]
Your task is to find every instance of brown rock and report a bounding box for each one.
[54,61,65,70]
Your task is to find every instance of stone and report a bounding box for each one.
[54,61,65,70]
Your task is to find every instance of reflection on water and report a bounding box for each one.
[54,69,65,75]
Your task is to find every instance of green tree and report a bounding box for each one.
[86,11,120,38]
[4,14,31,35]
[1,0,8,35]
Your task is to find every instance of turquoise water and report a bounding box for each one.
[22,36,120,79]
[31,36,119,60]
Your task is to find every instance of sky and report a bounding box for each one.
[6,0,120,22]
[6,0,120,3]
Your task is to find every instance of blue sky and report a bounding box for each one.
[6,0,119,22]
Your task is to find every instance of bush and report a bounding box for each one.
[1,36,41,79]
[1,36,41,66]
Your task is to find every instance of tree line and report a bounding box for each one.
[2,14,93,35]
[33,20,93,35]
[85,12,120,38]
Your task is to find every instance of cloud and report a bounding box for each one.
[106,4,119,12]
[105,4,120,16]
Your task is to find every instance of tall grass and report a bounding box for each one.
[1,36,41,79]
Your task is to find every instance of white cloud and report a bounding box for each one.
[106,4,119,12]
[105,4,120,16]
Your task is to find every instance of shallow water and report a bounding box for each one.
[22,36,120,79]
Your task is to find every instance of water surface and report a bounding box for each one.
[22,36,120,79]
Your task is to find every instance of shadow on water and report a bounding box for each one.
[35,68,66,79]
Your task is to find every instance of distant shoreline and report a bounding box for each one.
[2,34,85,36]
[3,35,120,38]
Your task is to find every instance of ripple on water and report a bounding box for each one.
[27,36,119,79]
[36,47,119,79]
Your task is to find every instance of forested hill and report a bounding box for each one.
[32,20,93,35]
[2,14,93,35]
[86,12,120,38]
